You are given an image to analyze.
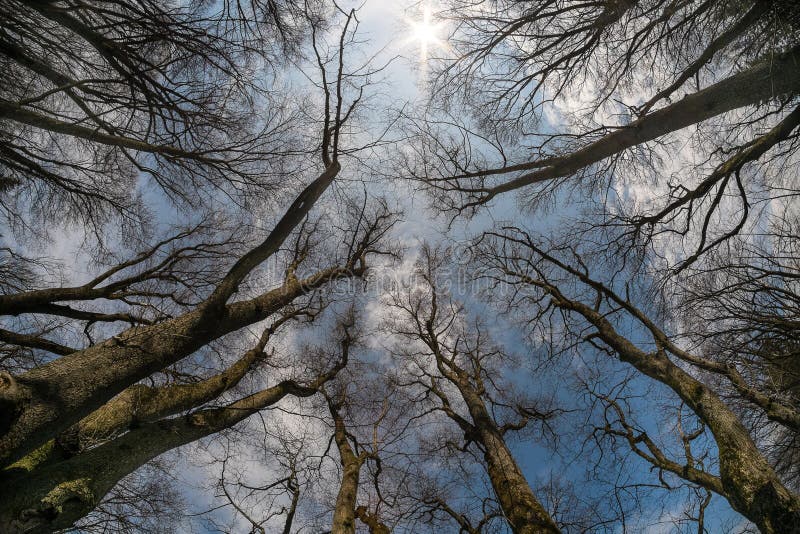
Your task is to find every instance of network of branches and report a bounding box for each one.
[0,1,798,533]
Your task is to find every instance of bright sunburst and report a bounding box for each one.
[405,6,446,64]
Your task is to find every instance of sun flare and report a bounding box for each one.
[405,6,446,63]
[410,8,439,46]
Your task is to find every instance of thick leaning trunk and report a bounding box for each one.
[557,296,800,534]
[0,379,322,533]
[471,46,800,199]
[458,384,560,534]
[0,162,341,468]
[639,353,800,534]
[7,346,268,473]
[0,262,350,467]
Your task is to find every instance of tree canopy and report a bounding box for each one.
[1,1,798,533]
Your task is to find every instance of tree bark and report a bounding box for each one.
[551,293,800,533]
[457,382,561,534]
[329,402,366,534]
[5,345,268,473]
[332,460,362,534]
[0,379,325,533]
[0,264,355,467]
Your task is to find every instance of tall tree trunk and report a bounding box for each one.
[329,402,366,534]
[458,383,560,534]
[332,459,363,534]
[554,294,800,533]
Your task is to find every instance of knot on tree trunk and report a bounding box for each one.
[11,478,94,534]
[355,506,390,534]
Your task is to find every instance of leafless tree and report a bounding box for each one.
[5,1,800,533]
[406,0,800,271]
[672,212,800,490]
[384,245,564,533]
[0,0,327,239]
[472,226,800,533]
[202,317,364,534]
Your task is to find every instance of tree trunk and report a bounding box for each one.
[0,264,353,467]
[332,460,363,534]
[329,403,366,534]
[5,346,268,474]
[559,296,800,533]
[458,383,560,534]
[0,379,321,533]
[479,46,800,198]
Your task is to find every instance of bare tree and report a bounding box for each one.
[204,317,364,534]
[320,310,401,534]
[6,1,800,533]
[473,226,800,533]
[0,0,326,237]
[396,7,800,529]
[407,0,800,271]
[385,245,563,534]
[671,212,800,490]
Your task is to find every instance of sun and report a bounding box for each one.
[405,6,446,62]
[410,7,440,46]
